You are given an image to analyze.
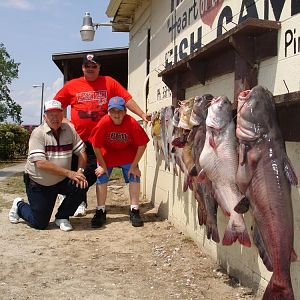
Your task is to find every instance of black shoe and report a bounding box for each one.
[129,208,144,227]
[91,209,107,228]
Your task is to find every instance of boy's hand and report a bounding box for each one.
[128,166,141,180]
[95,166,108,177]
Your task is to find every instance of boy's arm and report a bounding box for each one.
[128,145,147,179]
[131,145,147,168]
[93,147,109,177]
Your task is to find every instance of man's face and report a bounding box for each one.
[44,110,63,130]
[108,108,126,125]
[82,62,100,81]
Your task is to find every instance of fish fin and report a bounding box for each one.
[262,274,294,300]
[209,135,216,149]
[197,203,207,226]
[197,169,206,183]
[183,176,189,192]
[188,176,193,191]
[291,249,297,262]
[189,164,198,177]
[240,143,247,166]
[253,225,273,271]
[234,197,250,214]
[284,155,298,186]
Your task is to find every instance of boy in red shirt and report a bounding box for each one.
[91,96,149,227]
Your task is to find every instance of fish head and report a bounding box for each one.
[206,96,232,130]
[237,86,275,141]
[190,94,213,126]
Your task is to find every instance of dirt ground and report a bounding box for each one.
[0,176,261,300]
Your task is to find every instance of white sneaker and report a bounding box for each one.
[73,201,86,217]
[8,197,24,224]
[55,219,73,232]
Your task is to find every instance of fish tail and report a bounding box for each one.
[222,222,251,247]
[222,224,238,246]
[237,229,251,248]
[262,275,294,300]
[206,224,220,243]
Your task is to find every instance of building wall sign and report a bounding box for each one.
[165,0,300,68]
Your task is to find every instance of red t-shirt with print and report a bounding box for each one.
[91,114,149,168]
[54,76,132,141]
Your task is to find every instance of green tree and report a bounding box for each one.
[0,43,22,124]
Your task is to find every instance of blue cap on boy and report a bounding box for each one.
[108,96,126,111]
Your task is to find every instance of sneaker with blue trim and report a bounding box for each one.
[8,197,24,224]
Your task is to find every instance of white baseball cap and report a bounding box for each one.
[44,100,63,112]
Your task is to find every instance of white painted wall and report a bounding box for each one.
[124,0,300,297]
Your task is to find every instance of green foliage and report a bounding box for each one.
[0,43,22,123]
[0,123,30,159]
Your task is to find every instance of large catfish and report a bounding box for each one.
[200,96,251,247]
[189,94,220,243]
[235,85,298,300]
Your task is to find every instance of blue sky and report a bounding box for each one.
[0,0,129,124]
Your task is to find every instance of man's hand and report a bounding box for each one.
[67,170,88,189]
[141,112,151,122]
[128,165,141,180]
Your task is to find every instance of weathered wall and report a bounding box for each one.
[126,0,300,297]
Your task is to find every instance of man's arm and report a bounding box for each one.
[126,99,150,122]
[76,150,87,172]
[35,160,87,187]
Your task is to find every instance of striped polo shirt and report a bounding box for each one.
[25,122,85,186]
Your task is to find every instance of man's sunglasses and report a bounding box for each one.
[84,65,98,69]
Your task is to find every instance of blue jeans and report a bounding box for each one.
[96,163,141,184]
[18,176,87,230]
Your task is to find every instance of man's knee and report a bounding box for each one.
[30,218,49,230]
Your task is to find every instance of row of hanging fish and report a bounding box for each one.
[150,85,298,300]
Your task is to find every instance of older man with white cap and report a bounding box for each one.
[8,100,88,231]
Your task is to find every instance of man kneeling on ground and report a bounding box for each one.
[90,96,149,228]
[8,100,88,231]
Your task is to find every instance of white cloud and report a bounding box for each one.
[0,0,33,10]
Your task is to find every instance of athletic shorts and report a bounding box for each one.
[96,163,141,184]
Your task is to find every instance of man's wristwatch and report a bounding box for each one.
[78,168,85,173]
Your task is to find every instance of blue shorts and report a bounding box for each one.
[96,163,141,184]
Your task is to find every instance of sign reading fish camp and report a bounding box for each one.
[165,0,300,68]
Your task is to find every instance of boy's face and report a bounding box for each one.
[108,108,126,125]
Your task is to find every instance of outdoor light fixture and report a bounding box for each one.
[80,12,131,41]
[32,83,44,124]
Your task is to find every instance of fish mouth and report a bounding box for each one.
[236,127,259,141]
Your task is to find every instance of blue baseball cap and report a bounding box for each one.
[108,96,126,111]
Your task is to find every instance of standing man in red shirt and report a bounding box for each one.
[54,53,148,216]
[90,96,149,228]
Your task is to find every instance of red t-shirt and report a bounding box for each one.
[91,114,149,167]
[54,76,132,141]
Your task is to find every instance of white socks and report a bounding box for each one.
[97,205,105,212]
[130,204,139,211]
